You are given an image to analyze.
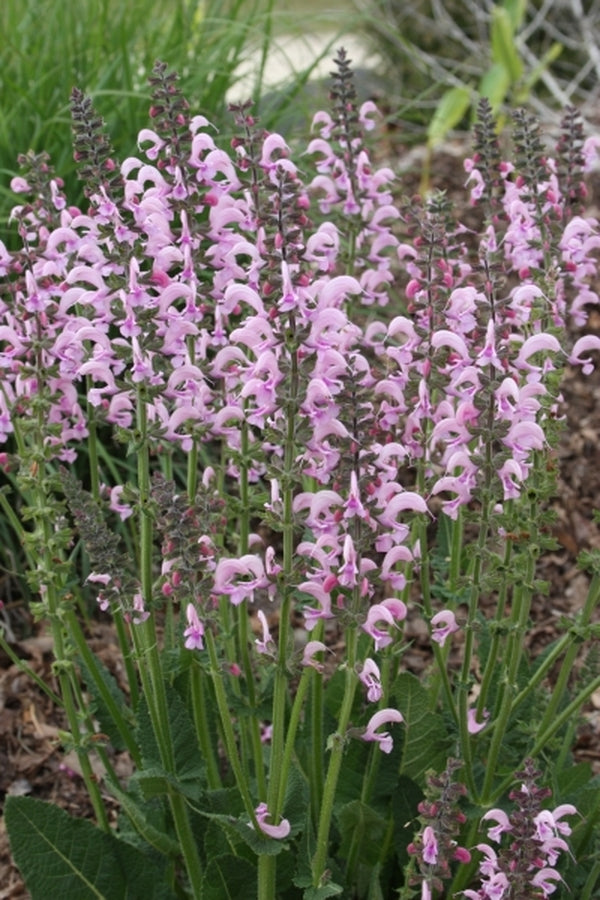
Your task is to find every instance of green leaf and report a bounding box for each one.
[392,673,452,783]
[427,87,472,148]
[5,796,177,900]
[302,884,344,899]
[202,855,257,900]
[556,761,595,797]
[501,0,526,31]
[391,775,424,865]
[109,781,181,857]
[337,800,387,867]
[491,6,523,83]
[77,652,133,753]
[479,62,511,114]
[136,682,203,790]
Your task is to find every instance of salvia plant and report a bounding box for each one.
[1,50,600,900]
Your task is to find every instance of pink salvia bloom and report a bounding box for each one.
[430,610,460,646]
[362,598,407,650]
[344,471,369,520]
[422,825,438,865]
[184,603,204,650]
[213,555,267,605]
[474,843,500,878]
[255,609,274,655]
[534,804,577,840]
[569,334,600,374]
[359,658,383,702]
[299,581,335,632]
[302,640,328,672]
[130,592,150,625]
[252,803,291,840]
[338,534,359,587]
[530,867,562,896]
[514,333,561,371]
[467,707,490,734]
[86,572,112,586]
[482,809,512,842]
[361,708,404,753]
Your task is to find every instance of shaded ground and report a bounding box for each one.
[1,141,600,896]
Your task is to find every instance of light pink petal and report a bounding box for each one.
[253,803,291,840]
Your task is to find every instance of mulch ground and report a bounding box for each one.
[1,139,600,897]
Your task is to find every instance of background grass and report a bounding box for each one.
[0,0,286,243]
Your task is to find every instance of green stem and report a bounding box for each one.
[190,662,222,790]
[418,517,458,725]
[134,399,203,896]
[529,672,600,763]
[113,605,140,710]
[476,533,513,721]
[64,608,142,766]
[275,665,312,816]
[235,415,266,798]
[480,550,535,803]
[537,571,600,736]
[205,628,257,822]
[85,385,101,503]
[308,621,325,826]
[312,628,359,888]
[261,329,301,897]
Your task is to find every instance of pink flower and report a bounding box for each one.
[343,471,369,521]
[482,808,512,842]
[569,334,600,375]
[359,658,382,702]
[362,598,407,650]
[183,603,204,650]
[338,534,359,587]
[299,581,335,632]
[422,825,438,864]
[497,458,527,500]
[213,555,267,606]
[254,609,274,655]
[87,572,112,587]
[129,592,150,625]
[252,803,291,840]
[361,708,404,754]
[467,707,490,734]
[302,640,329,672]
[380,544,412,590]
[475,843,500,878]
[375,491,428,548]
[530,867,562,896]
[534,804,577,840]
[430,610,460,646]
[514,333,561,371]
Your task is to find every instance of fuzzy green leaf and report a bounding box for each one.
[391,775,424,864]
[5,796,176,900]
[202,855,257,900]
[136,682,203,790]
[392,673,452,783]
[337,800,387,866]
[302,884,344,899]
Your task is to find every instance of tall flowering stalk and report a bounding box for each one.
[2,53,600,899]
